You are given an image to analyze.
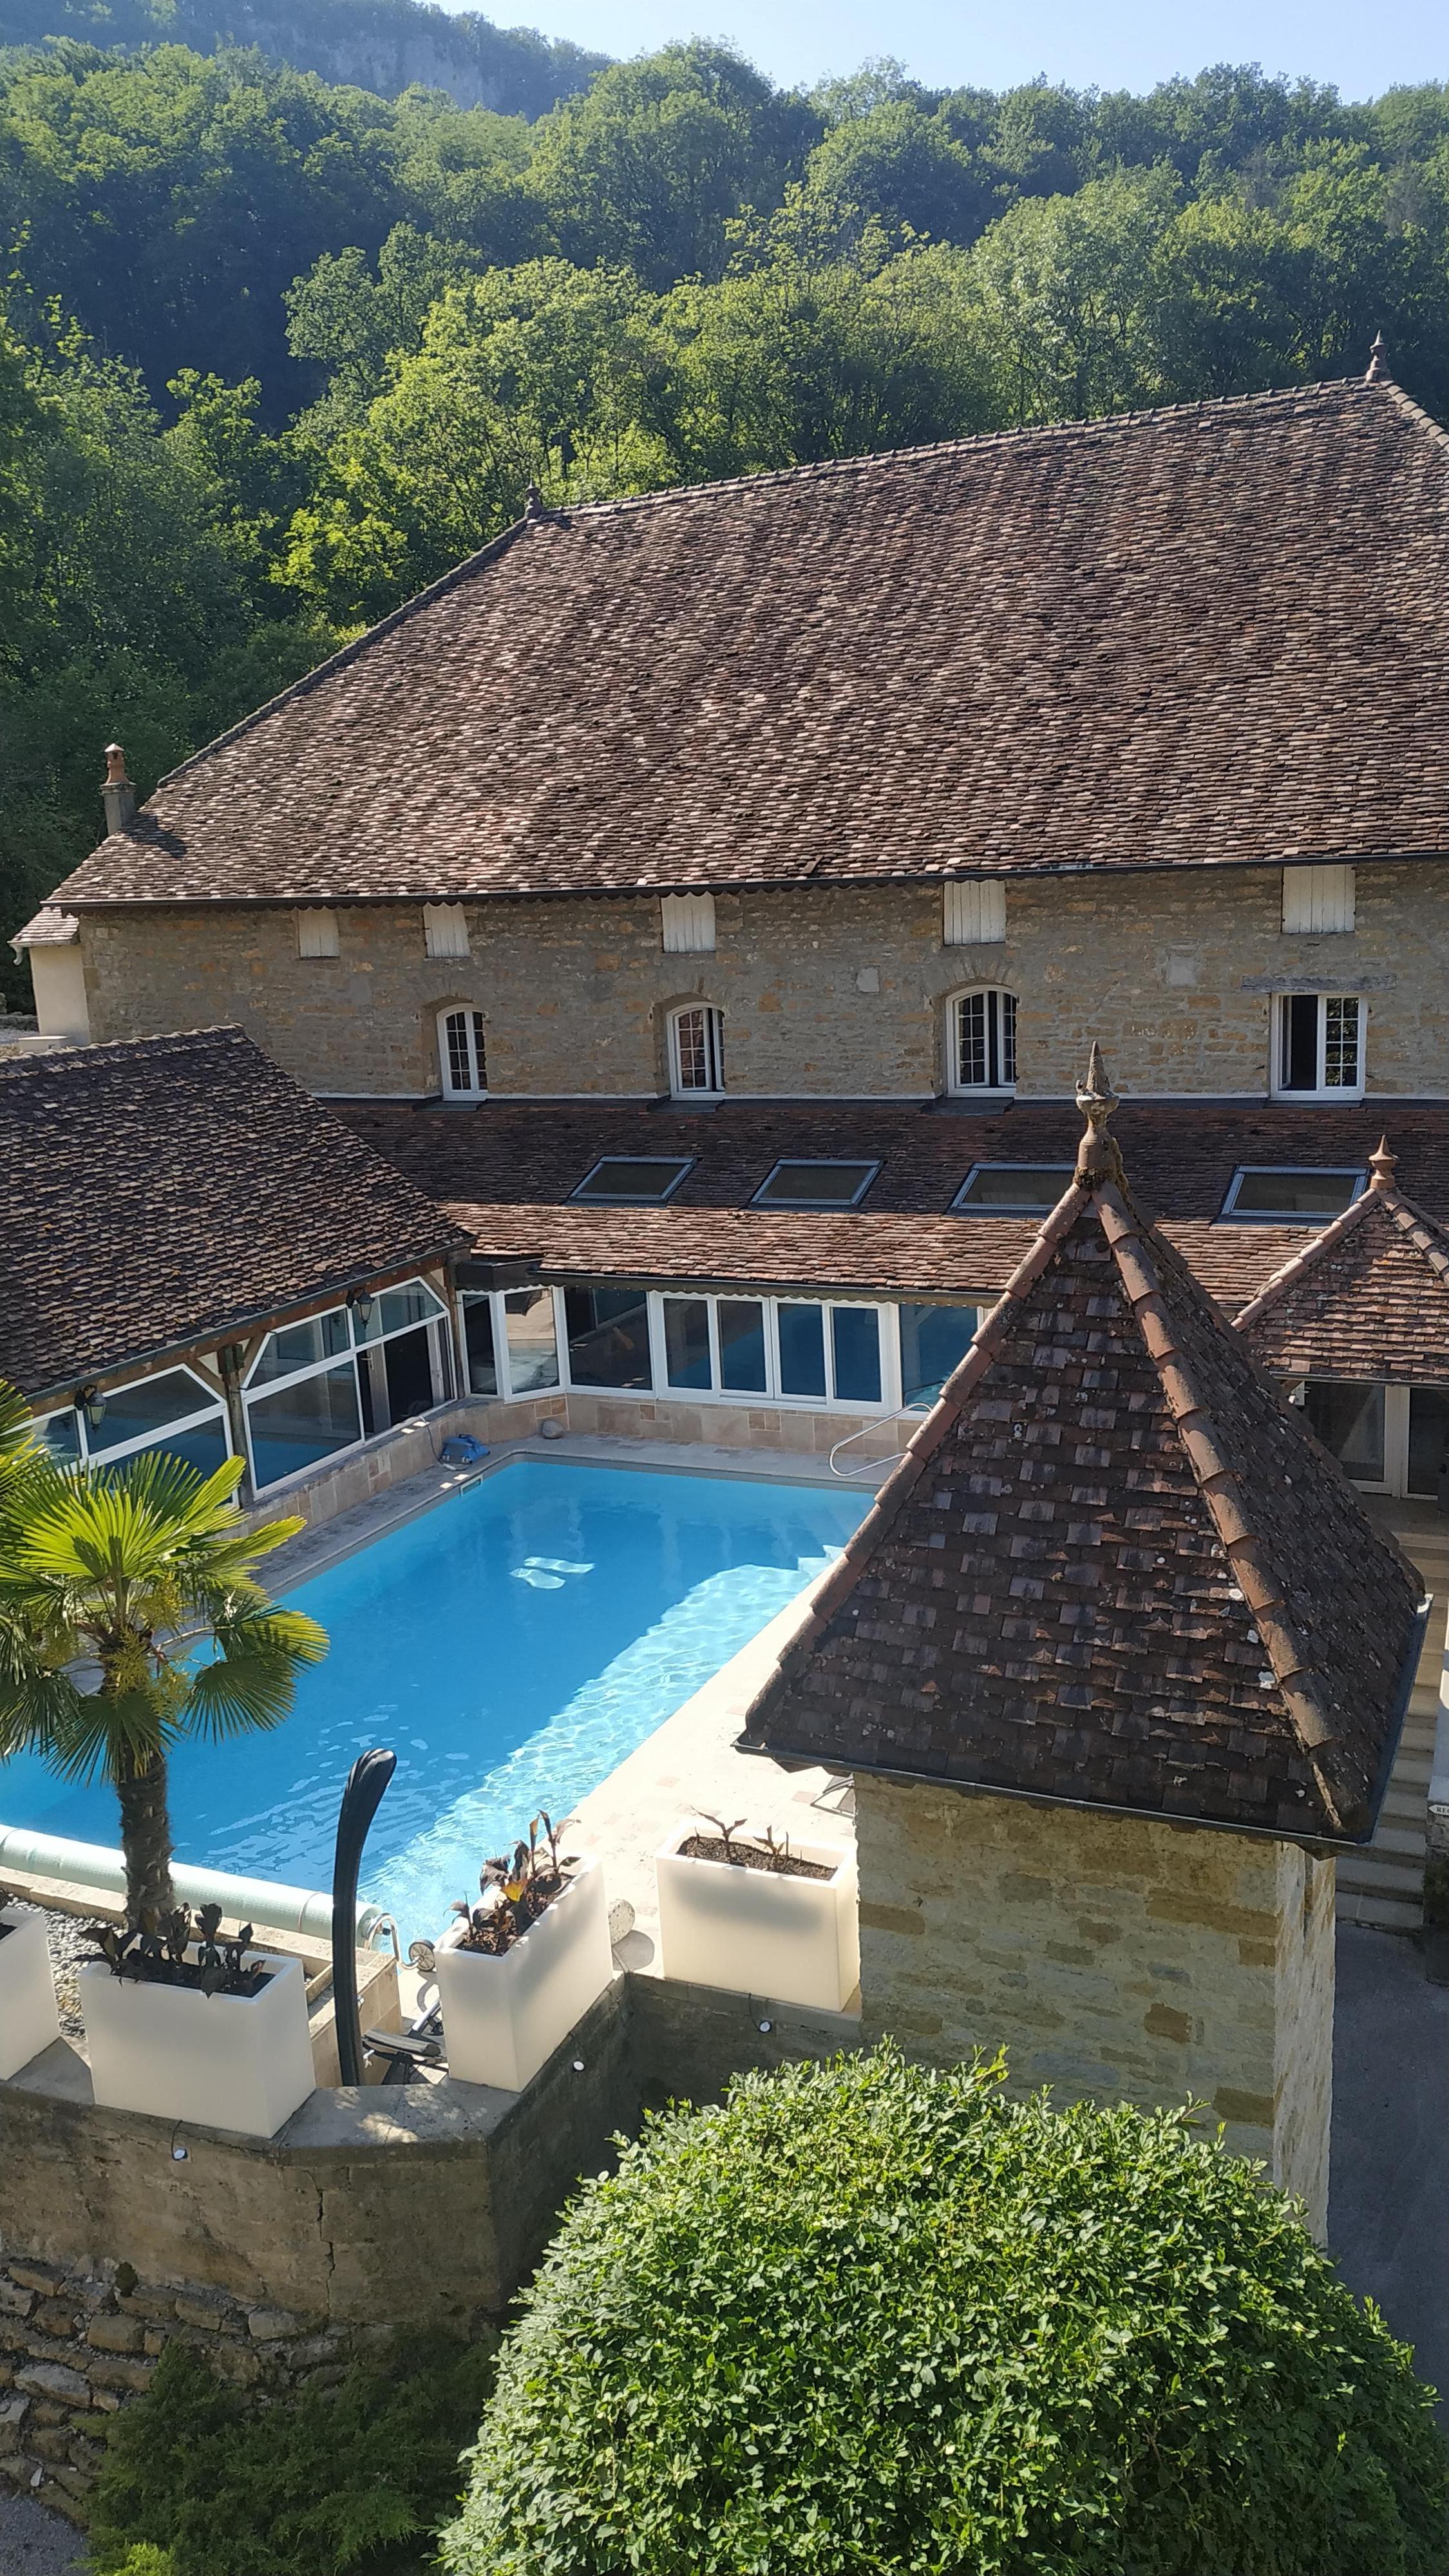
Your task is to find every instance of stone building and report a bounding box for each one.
[741,1066,1429,2231]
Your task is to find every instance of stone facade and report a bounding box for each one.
[853,1776,1335,2234]
[70,860,1449,1104]
[0,2253,379,2521]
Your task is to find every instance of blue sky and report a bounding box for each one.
[475,0,1446,101]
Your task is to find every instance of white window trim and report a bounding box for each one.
[240,1283,450,1490]
[458,1286,565,1404]
[667,1003,725,1099]
[423,903,470,960]
[439,1006,488,1101]
[945,986,1018,1095]
[75,1365,231,1470]
[1270,992,1365,1102]
[943,880,1006,947]
[296,907,339,959]
[1282,864,1355,935]
[661,893,716,954]
[1220,1166,1367,1224]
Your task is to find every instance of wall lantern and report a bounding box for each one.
[75,1383,106,1432]
[347,1289,375,1330]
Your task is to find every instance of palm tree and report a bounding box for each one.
[0,1381,327,1923]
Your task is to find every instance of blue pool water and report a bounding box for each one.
[0,1461,867,1941]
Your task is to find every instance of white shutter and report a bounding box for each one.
[423,902,470,960]
[1282,864,1354,934]
[661,892,716,954]
[943,881,1006,947]
[296,908,339,958]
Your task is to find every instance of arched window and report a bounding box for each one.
[667,1003,724,1097]
[947,987,1016,1094]
[439,1007,487,1100]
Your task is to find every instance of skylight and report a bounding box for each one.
[751,1159,881,1210]
[570,1157,694,1206]
[1220,1167,1366,1224]
[951,1164,1073,1215]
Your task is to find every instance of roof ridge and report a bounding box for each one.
[1234,1171,1449,1331]
[1090,1186,1347,1823]
[0,1023,252,1083]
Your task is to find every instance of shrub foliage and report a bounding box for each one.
[87,2329,495,2576]
[442,2047,1448,2576]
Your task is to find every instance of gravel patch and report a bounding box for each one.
[0,2491,87,2572]
[8,1900,91,2036]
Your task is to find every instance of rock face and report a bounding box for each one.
[0,2253,361,2519]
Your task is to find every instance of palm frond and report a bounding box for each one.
[185,1609,328,1739]
[28,1688,174,1786]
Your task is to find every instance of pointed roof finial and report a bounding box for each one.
[524,481,544,520]
[1369,1134,1398,1191]
[1366,330,1389,384]
[1075,1041,1124,1184]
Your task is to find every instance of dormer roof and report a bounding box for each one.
[743,1059,1426,1846]
[1235,1139,1449,1385]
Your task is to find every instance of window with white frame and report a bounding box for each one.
[1282,865,1354,935]
[1289,1378,1449,1501]
[439,1007,487,1099]
[460,1285,561,1397]
[943,881,1006,947]
[242,1278,449,1491]
[423,903,470,960]
[661,893,715,954]
[899,1302,984,1406]
[38,1366,232,1479]
[668,1003,724,1097]
[659,1291,884,1406]
[296,908,339,959]
[1272,993,1362,1098]
[947,987,1016,1093]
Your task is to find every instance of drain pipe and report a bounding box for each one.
[330,1748,397,2088]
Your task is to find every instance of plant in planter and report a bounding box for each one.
[435,1815,612,2092]
[0,1900,61,2079]
[79,1902,316,2139]
[655,1811,860,2012]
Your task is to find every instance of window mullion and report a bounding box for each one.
[1316,998,1328,1094]
[705,1297,723,1395]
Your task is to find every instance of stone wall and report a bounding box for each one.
[853,1776,1334,2233]
[74,860,1449,1104]
[0,2255,377,2521]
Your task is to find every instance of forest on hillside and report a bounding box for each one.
[4,37,1449,998]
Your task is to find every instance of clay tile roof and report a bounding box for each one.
[0,1028,466,1399]
[10,907,78,949]
[743,1064,1426,1846]
[1235,1138,1449,1383]
[48,375,1449,911]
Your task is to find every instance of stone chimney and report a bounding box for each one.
[102,744,137,838]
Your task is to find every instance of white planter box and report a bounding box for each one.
[656,1822,860,2012]
[0,1905,61,2079]
[435,1858,612,2092]
[80,1948,315,2140]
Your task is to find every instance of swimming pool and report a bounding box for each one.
[0,1461,867,1941]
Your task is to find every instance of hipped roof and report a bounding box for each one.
[48,374,1449,913]
[0,1028,466,1398]
[745,1072,1426,1845]
[1236,1141,1449,1386]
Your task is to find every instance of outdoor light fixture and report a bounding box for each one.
[347,1288,375,1329]
[76,1383,105,1432]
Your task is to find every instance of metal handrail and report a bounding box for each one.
[828,1400,930,1481]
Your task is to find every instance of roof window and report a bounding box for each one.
[951,1163,1072,1215]
[751,1159,880,1211]
[571,1157,695,1206]
[1220,1167,1367,1224]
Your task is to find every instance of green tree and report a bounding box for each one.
[281,256,672,620]
[526,41,816,290]
[965,165,1179,422]
[799,99,1003,252]
[285,220,488,424]
[442,2045,1449,2576]
[0,1409,327,1922]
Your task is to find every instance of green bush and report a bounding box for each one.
[86,2329,495,2576]
[442,2047,1448,2576]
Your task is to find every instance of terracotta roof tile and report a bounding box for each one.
[50,376,1449,911]
[338,1097,1449,1338]
[0,1028,466,1399]
[740,1094,1426,1845]
[1236,1142,1449,1382]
